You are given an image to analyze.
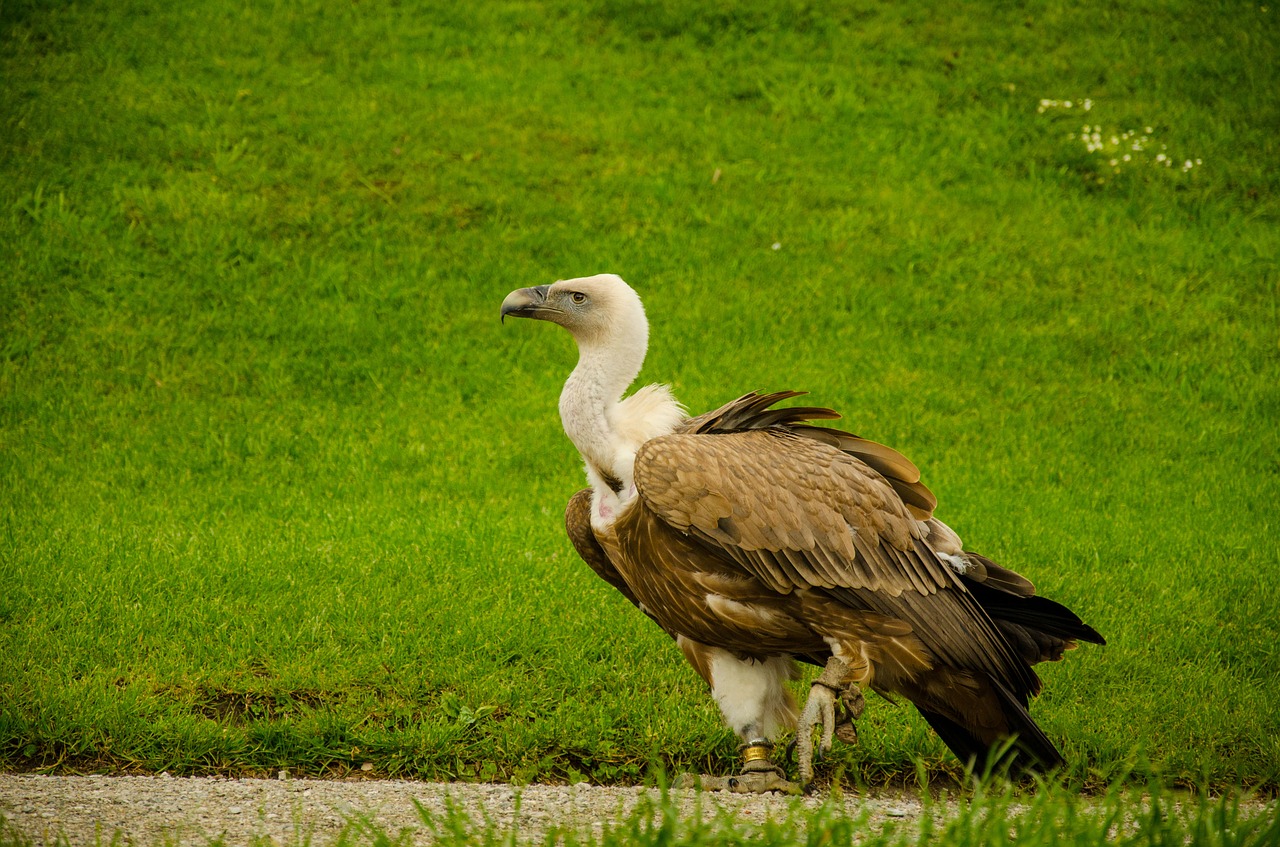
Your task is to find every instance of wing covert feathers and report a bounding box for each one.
[634,429,945,597]
[681,392,936,520]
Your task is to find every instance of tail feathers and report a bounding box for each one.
[965,579,1106,647]
[995,620,1077,665]
[909,671,1064,775]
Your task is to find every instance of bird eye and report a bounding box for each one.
[570,291,587,305]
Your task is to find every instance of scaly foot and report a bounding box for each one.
[673,740,801,794]
[794,657,857,785]
[674,769,802,794]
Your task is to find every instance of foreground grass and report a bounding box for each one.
[403,785,1280,847]
[2,0,1279,791]
[1,780,1278,847]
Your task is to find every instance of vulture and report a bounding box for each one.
[501,274,1103,793]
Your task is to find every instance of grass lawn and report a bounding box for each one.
[299,784,1280,847]
[1,0,1278,797]
[4,779,1278,847]
[412,784,1280,847]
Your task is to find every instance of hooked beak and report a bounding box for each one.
[500,285,552,323]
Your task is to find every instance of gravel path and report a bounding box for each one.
[0,774,922,846]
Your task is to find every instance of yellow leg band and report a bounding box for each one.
[740,742,773,766]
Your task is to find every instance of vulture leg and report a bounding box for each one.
[794,656,856,786]
[674,645,802,794]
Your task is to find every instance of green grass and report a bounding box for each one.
[1,0,1278,793]
[317,783,1280,847]
[3,779,1278,847]
[354,782,1280,847]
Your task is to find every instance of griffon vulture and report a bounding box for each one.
[501,274,1103,792]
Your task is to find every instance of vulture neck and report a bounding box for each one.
[559,327,647,499]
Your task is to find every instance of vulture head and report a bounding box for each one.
[502,274,683,514]
[500,273,649,353]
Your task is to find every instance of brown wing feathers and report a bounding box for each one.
[634,425,1042,703]
[569,391,1096,771]
[682,390,841,433]
[635,429,949,598]
[685,392,937,520]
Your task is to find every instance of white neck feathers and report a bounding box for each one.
[555,283,682,515]
[559,325,647,484]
